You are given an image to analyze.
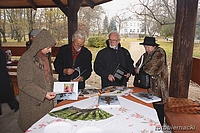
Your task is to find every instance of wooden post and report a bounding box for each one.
[53,0,83,45]
[68,0,83,44]
[169,0,198,98]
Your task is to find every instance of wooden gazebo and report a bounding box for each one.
[0,0,112,44]
[1,1,200,130]
[0,0,199,98]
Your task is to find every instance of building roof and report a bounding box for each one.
[0,0,112,9]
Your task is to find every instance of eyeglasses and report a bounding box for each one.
[109,39,119,43]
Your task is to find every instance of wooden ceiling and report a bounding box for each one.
[0,0,112,9]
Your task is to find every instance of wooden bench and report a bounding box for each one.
[164,57,200,133]
[2,46,60,96]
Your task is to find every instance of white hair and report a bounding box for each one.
[108,31,120,39]
[72,30,87,41]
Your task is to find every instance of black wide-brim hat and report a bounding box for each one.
[139,37,159,46]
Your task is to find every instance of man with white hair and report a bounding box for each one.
[54,30,92,90]
[94,31,135,88]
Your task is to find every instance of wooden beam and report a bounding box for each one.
[85,0,95,8]
[52,0,68,16]
[68,0,83,44]
[27,0,37,10]
[169,0,198,98]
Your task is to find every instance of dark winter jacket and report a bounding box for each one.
[0,47,15,103]
[53,44,92,89]
[94,40,134,88]
[17,29,57,131]
[135,47,169,104]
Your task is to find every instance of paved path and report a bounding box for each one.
[129,42,145,65]
[126,41,145,86]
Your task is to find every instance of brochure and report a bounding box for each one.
[78,89,99,97]
[130,92,161,103]
[113,64,128,84]
[53,82,78,100]
[98,95,120,107]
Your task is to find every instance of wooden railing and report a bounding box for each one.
[164,57,200,133]
[191,57,200,85]
[2,46,59,57]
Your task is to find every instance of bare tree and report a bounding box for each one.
[0,9,7,42]
[113,9,132,34]
[6,9,28,42]
[78,6,105,35]
[129,0,176,36]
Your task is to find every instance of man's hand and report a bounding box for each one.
[46,92,56,100]
[108,74,115,82]
[124,73,131,78]
[135,68,140,74]
[71,76,83,82]
[63,68,74,75]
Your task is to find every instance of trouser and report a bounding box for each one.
[0,104,2,115]
[0,98,19,115]
[153,103,164,126]
[7,98,19,110]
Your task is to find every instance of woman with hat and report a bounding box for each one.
[134,36,169,126]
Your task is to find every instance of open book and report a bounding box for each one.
[53,82,78,100]
[98,95,120,107]
[130,92,161,103]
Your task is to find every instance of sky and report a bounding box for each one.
[100,0,139,18]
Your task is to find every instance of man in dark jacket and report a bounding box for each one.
[54,30,92,90]
[25,29,41,50]
[94,31,134,88]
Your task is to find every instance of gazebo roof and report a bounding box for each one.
[0,0,112,9]
[0,0,113,46]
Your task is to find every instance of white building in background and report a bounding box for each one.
[119,20,145,36]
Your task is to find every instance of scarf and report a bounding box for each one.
[37,51,50,83]
[72,46,82,68]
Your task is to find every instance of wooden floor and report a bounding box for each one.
[0,96,23,133]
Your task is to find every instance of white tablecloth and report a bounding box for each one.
[26,96,163,133]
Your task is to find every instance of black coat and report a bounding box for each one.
[0,48,15,103]
[94,40,134,88]
[54,44,92,89]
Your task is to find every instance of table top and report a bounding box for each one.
[165,110,200,133]
[26,87,162,133]
[55,87,154,108]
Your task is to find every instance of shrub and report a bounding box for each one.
[88,36,107,48]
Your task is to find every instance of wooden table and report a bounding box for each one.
[27,87,161,133]
[165,110,200,133]
[55,87,154,108]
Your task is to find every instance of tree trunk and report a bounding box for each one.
[169,0,198,98]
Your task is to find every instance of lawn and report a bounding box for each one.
[2,37,200,62]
